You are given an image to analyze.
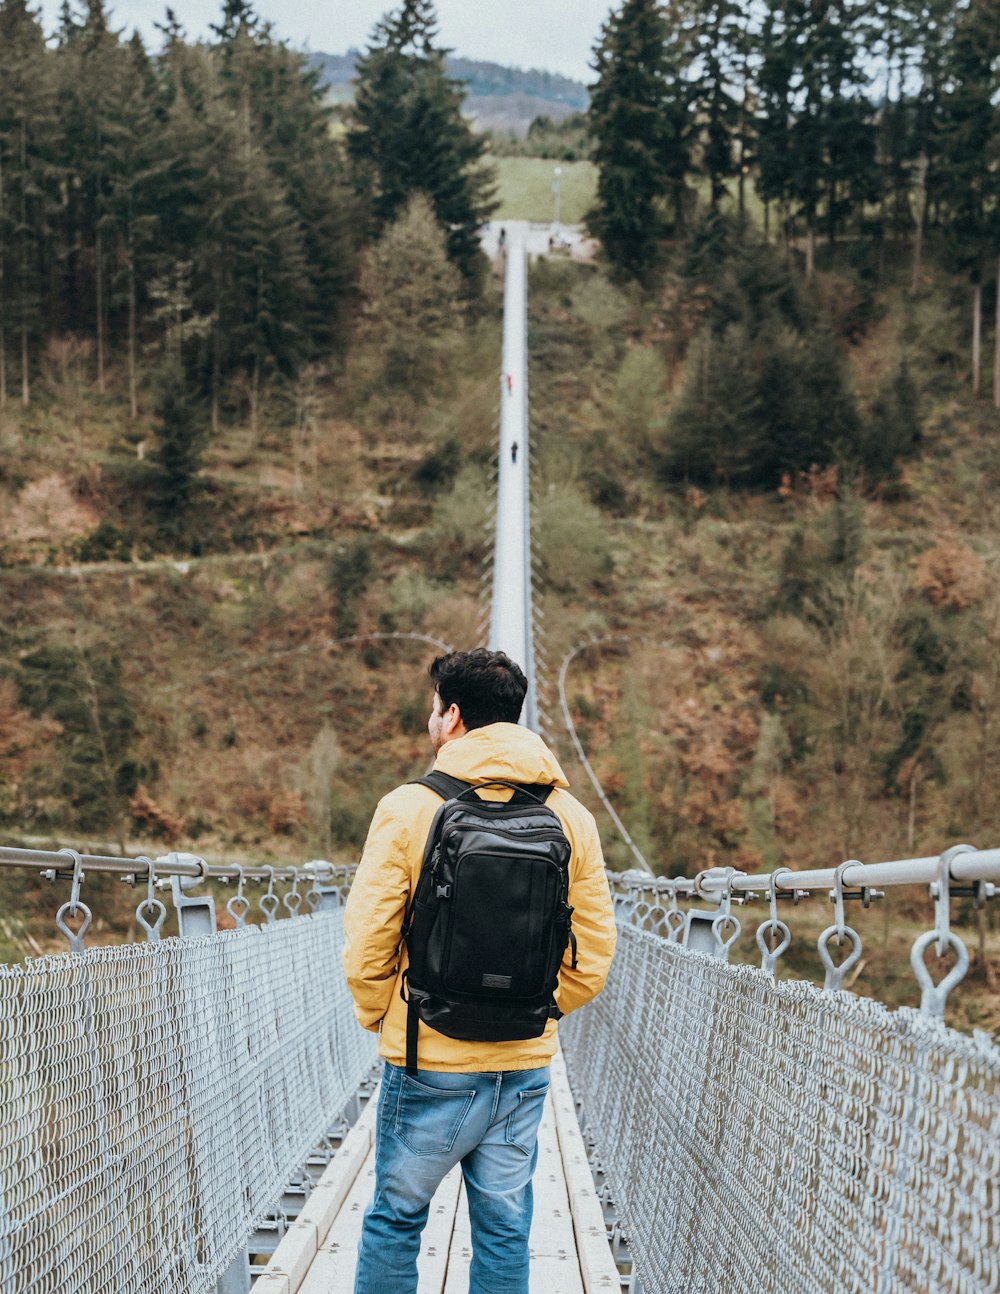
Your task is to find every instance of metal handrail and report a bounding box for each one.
[689,850,1000,898]
[0,844,338,885]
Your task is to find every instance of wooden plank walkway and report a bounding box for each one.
[253,1052,619,1294]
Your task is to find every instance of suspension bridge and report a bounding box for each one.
[1,221,999,1294]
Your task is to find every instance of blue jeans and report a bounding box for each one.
[353,1061,550,1294]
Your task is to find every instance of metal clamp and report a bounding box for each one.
[227,866,250,928]
[665,883,685,944]
[134,856,167,942]
[283,871,303,916]
[911,844,973,1019]
[305,861,325,912]
[260,867,279,924]
[711,868,742,958]
[54,848,92,952]
[817,861,863,991]
[756,869,791,975]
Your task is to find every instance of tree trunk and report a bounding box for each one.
[17,122,29,407]
[0,149,5,410]
[911,153,927,293]
[763,200,770,241]
[972,281,982,397]
[994,253,1000,411]
[20,324,28,407]
[127,234,137,421]
[95,220,105,394]
[805,224,815,280]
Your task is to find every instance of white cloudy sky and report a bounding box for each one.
[40,0,615,83]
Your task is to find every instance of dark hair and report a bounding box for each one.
[429,649,527,729]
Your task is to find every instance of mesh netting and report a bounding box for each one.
[0,909,376,1294]
[561,919,1000,1294]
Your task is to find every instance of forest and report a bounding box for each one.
[0,0,999,1016]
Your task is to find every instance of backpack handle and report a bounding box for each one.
[412,774,553,805]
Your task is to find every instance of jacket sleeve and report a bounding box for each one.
[342,792,414,1032]
[554,805,617,1017]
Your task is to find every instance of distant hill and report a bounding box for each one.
[307,50,589,136]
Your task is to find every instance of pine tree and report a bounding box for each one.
[359,192,462,400]
[755,0,874,272]
[104,32,164,419]
[691,0,741,210]
[0,0,58,407]
[587,0,691,283]
[53,0,128,390]
[933,0,1000,396]
[152,357,208,518]
[348,0,495,287]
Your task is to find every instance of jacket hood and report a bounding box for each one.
[434,722,570,788]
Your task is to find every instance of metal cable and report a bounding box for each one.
[558,639,653,872]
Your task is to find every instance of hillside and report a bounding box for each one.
[1,224,998,1035]
[307,50,589,134]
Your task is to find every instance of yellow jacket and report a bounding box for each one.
[342,723,617,1072]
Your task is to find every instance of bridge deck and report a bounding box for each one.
[252,1052,618,1294]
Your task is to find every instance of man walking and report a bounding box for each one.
[343,648,616,1294]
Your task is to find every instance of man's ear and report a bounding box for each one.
[444,702,464,736]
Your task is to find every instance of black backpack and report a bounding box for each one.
[399,772,578,1075]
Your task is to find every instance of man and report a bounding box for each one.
[343,647,616,1294]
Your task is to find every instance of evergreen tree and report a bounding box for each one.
[588,0,691,283]
[691,0,741,210]
[0,0,58,407]
[53,0,128,389]
[359,191,462,400]
[663,220,864,487]
[933,0,1000,395]
[755,0,875,268]
[152,357,208,518]
[104,32,164,419]
[348,0,495,286]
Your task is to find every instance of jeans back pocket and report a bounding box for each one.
[394,1073,477,1156]
[505,1082,549,1156]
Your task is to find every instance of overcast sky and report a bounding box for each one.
[40,0,615,84]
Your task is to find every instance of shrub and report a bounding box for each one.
[858,359,922,483]
[328,537,375,636]
[533,483,612,593]
[615,346,668,451]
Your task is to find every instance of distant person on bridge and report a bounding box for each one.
[344,648,616,1294]
[510,440,518,464]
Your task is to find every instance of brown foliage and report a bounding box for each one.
[268,790,307,835]
[128,785,185,844]
[777,463,839,502]
[913,540,986,611]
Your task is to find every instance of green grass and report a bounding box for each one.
[490,156,597,225]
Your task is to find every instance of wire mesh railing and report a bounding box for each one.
[0,906,377,1294]
[560,872,1000,1294]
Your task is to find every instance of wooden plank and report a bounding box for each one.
[299,1150,463,1294]
[299,1151,377,1294]
[550,1052,621,1294]
[258,1089,378,1293]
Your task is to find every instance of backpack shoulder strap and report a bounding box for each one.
[410,771,473,801]
[512,783,555,805]
[412,773,556,806]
